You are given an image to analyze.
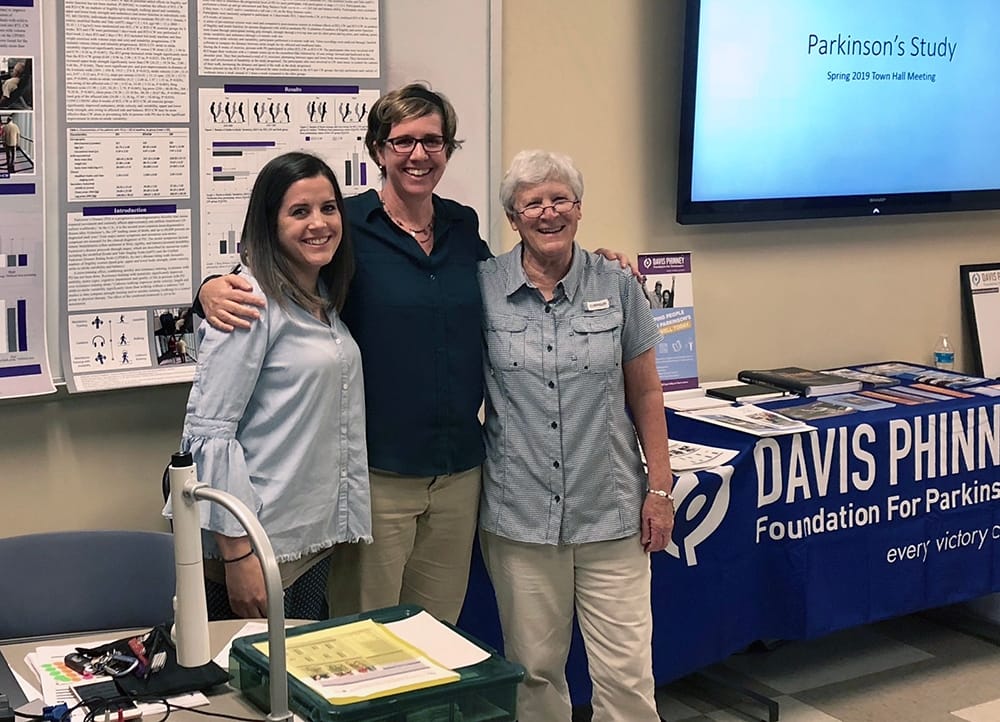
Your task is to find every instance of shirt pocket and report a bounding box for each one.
[571,311,622,372]
[485,314,528,371]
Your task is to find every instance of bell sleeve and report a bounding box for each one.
[177,304,271,539]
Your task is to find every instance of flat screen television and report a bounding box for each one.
[677,0,1000,224]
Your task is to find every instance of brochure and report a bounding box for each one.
[779,399,856,421]
[668,439,740,471]
[823,368,897,387]
[909,382,976,399]
[678,404,815,437]
[639,252,698,392]
[892,385,957,402]
[856,363,989,389]
[824,392,896,411]
[857,389,926,406]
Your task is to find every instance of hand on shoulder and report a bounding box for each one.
[201,273,266,332]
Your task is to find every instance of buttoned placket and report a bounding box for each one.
[329,317,353,529]
[539,294,567,542]
[335,332,348,478]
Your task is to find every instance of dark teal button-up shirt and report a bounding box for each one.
[343,189,492,476]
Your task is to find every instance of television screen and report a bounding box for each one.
[677,0,1000,224]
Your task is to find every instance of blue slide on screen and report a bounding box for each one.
[690,0,1000,201]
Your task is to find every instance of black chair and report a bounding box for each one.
[0,530,176,640]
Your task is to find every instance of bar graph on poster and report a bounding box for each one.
[0,0,52,399]
[0,206,53,398]
[198,86,380,278]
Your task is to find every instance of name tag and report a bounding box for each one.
[584,298,610,312]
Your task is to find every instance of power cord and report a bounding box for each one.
[9,695,262,722]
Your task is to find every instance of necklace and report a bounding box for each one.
[381,198,434,243]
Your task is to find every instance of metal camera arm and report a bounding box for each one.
[168,451,291,722]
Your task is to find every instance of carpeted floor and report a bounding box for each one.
[649,609,1000,721]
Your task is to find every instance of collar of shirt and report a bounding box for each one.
[500,241,586,301]
[353,188,465,239]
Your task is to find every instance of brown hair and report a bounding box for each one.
[365,82,463,174]
[240,152,354,314]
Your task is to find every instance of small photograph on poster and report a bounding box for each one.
[0,56,32,110]
[1,111,34,177]
[154,307,196,365]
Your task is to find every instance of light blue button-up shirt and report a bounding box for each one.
[478,244,661,545]
[167,272,371,562]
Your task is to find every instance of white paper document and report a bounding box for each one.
[678,404,815,437]
[668,439,740,471]
[384,611,490,670]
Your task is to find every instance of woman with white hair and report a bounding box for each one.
[478,149,675,721]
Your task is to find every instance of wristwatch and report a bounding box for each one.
[647,488,675,501]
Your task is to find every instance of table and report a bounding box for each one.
[456,375,1000,703]
[4,613,522,722]
[1,621,263,721]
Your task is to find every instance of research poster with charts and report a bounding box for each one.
[58,0,381,392]
[638,252,698,391]
[0,0,53,399]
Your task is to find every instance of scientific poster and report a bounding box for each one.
[58,0,381,392]
[0,0,54,398]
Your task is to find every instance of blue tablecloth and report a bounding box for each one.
[458,380,1000,703]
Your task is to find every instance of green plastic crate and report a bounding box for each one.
[229,605,523,722]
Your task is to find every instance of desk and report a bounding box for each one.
[457,378,1000,703]
[1,622,262,721]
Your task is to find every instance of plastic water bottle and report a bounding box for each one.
[933,333,955,370]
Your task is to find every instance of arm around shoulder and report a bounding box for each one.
[198,272,266,332]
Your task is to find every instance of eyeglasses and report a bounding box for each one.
[516,199,581,219]
[383,135,447,154]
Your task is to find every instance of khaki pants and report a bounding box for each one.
[327,465,481,624]
[481,530,659,722]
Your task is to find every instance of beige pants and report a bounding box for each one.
[327,465,481,624]
[481,530,659,722]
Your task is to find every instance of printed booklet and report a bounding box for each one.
[678,404,815,437]
[737,366,862,397]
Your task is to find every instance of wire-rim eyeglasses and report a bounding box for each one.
[516,199,581,219]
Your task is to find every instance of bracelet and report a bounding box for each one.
[223,549,254,564]
[647,488,675,501]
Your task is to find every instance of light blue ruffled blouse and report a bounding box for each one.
[165,272,371,562]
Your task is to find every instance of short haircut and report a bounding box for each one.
[240,151,354,313]
[499,149,585,217]
[365,82,463,173]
